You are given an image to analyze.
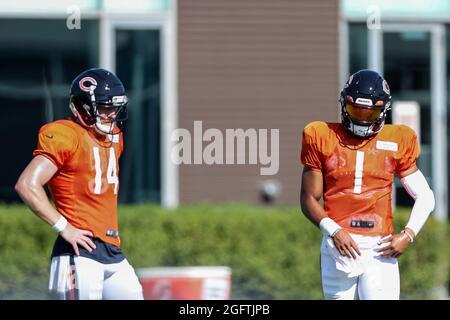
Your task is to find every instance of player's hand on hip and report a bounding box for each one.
[376,233,411,258]
[60,224,97,256]
[332,230,361,259]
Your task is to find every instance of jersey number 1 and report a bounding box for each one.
[354,151,364,194]
[93,147,119,194]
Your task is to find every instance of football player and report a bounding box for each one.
[15,68,143,300]
[300,69,435,300]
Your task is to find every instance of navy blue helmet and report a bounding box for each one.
[340,69,392,138]
[69,68,128,134]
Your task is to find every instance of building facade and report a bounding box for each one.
[0,0,339,208]
[1,0,447,219]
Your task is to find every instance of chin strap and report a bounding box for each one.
[94,121,116,135]
[70,103,92,128]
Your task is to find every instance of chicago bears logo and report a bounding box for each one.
[79,77,98,92]
[382,79,390,94]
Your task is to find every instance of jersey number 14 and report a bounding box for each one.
[92,147,119,195]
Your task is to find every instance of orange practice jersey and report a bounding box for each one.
[33,118,123,247]
[301,121,419,236]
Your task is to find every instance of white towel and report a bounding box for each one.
[323,233,393,278]
[325,236,365,277]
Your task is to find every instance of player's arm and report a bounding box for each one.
[300,166,361,259]
[15,155,96,255]
[377,164,435,257]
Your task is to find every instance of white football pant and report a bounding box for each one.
[320,234,400,300]
[49,255,144,300]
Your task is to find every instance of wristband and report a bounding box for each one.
[319,217,342,238]
[401,229,414,243]
[52,215,68,233]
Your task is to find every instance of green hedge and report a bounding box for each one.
[0,203,448,299]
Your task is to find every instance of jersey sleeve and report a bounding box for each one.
[396,126,420,175]
[300,122,323,171]
[33,123,78,169]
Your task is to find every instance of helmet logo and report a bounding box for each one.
[382,79,390,94]
[112,95,127,104]
[79,77,98,92]
[355,98,373,106]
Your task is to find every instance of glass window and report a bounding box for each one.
[115,29,161,203]
[0,18,99,202]
[383,31,431,206]
[349,23,368,74]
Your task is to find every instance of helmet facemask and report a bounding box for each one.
[92,96,128,135]
[340,95,391,138]
[70,85,128,135]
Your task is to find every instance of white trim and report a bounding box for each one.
[345,16,450,23]
[99,9,113,71]
[368,27,383,73]
[381,23,446,32]
[430,25,447,221]
[0,11,170,19]
[161,0,179,208]
[99,1,178,207]
[0,12,99,19]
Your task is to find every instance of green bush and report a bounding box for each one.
[0,203,448,299]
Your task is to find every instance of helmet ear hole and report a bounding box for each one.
[70,95,96,126]
[77,106,96,126]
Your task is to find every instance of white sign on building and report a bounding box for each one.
[392,101,421,141]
